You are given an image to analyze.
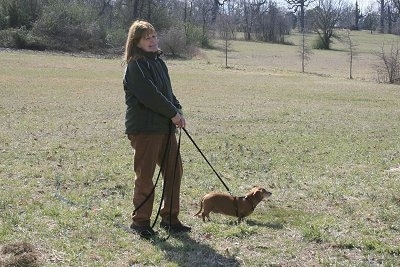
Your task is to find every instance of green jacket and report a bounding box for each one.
[123,53,182,134]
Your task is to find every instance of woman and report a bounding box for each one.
[123,20,190,238]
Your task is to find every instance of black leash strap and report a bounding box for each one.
[151,129,182,241]
[182,128,231,195]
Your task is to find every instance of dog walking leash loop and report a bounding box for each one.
[182,128,232,195]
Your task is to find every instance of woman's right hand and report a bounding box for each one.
[171,113,186,129]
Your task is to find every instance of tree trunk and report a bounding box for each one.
[388,6,392,34]
[132,0,139,21]
[300,2,305,33]
[379,0,385,33]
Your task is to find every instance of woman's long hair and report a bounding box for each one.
[124,20,159,64]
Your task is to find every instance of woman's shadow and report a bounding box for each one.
[147,219,283,266]
[152,232,241,266]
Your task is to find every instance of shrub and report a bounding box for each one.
[0,27,44,50]
[0,29,15,47]
[312,36,327,49]
[31,0,106,52]
[158,25,199,58]
[1,0,40,30]
[376,42,400,84]
[159,26,186,57]
[184,23,203,47]
[0,6,8,30]
[106,28,126,48]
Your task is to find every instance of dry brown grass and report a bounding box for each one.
[206,30,400,82]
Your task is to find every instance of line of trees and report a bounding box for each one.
[0,0,397,55]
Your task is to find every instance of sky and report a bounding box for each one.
[356,0,377,11]
[278,0,379,13]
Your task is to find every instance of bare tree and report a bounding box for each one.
[286,0,316,33]
[286,0,315,73]
[220,14,232,68]
[211,0,229,23]
[386,3,400,34]
[354,1,363,30]
[378,0,386,33]
[199,1,214,47]
[363,5,379,33]
[337,3,353,29]
[388,4,393,34]
[226,0,238,39]
[255,2,291,43]
[299,30,313,72]
[131,0,140,20]
[312,0,343,50]
[376,42,400,83]
[182,0,215,47]
[241,0,267,40]
[343,30,358,79]
[215,1,232,67]
[393,0,400,11]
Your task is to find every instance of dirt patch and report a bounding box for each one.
[387,166,400,173]
[0,242,41,267]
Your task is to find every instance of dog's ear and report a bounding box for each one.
[253,188,265,200]
[249,189,259,198]
[253,188,262,194]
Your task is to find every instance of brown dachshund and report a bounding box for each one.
[194,186,271,223]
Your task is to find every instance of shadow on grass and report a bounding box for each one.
[245,219,284,229]
[222,219,284,230]
[154,232,241,266]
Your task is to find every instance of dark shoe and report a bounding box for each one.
[160,221,191,233]
[130,223,157,239]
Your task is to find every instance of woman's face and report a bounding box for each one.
[137,32,158,52]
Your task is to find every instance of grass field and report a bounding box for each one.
[1,30,400,266]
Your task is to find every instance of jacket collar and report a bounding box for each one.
[143,50,162,59]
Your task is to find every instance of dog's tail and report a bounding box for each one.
[193,198,204,217]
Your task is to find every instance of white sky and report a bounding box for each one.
[278,0,379,13]
[356,0,378,12]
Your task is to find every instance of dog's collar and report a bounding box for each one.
[234,196,240,217]
[243,196,256,210]
[234,196,256,218]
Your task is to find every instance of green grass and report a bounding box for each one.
[1,30,400,266]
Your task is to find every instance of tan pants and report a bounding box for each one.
[128,133,183,226]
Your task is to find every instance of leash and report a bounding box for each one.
[53,126,231,240]
[53,125,178,242]
[53,127,177,241]
[131,125,173,218]
[151,127,182,240]
[182,128,232,195]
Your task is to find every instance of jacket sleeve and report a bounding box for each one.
[173,94,182,110]
[124,60,178,119]
[159,59,182,110]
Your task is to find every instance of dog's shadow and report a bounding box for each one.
[225,219,284,230]
[244,219,284,229]
[153,232,241,266]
